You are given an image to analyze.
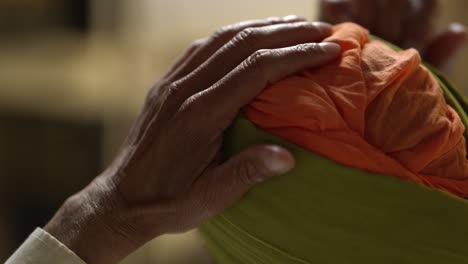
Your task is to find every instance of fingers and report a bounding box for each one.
[186,42,340,129]
[166,15,307,82]
[319,0,354,24]
[173,22,333,103]
[374,0,409,44]
[162,38,207,79]
[401,0,439,51]
[424,23,468,71]
[196,144,294,214]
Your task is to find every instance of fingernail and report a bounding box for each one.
[318,42,341,54]
[262,145,295,176]
[284,15,307,22]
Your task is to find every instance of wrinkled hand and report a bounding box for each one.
[319,0,467,71]
[44,16,340,264]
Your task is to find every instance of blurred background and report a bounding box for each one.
[0,0,467,263]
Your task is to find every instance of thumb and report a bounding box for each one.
[198,144,295,214]
[424,23,468,72]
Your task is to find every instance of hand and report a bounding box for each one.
[44,16,341,264]
[319,0,467,71]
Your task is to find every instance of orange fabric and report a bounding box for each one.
[245,23,468,198]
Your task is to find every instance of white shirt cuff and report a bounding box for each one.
[5,227,86,264]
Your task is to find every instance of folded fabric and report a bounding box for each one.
[201,23,468,263]
[245,23,468,197]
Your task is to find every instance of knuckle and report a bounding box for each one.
[165,81,180,99]
[243,49,271,71]
[232,27,258,48]
[150,81,180,115]
[212,25,237,42]
[237,160,261,186]
[146,80,170,102]
[295,43,321,55]
[153,81,184,114]
[266,16,283,23]
[191,38,207,49]
[295,43,313,53]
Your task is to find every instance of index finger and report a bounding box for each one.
[167,15,307,82]
[182,42,341,130]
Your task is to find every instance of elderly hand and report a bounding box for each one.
[44,16,340,264]
[319,0,467,71]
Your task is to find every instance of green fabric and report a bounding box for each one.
[200,38,468,263]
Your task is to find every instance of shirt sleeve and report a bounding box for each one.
[5,227,86,264]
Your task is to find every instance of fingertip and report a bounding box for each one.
[311,21,334,35]
[319,42,341,55]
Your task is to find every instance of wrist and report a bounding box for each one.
[44,182,140,264]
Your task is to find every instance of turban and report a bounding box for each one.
[201,23,468,263]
